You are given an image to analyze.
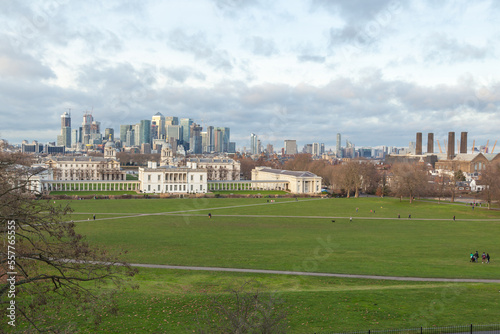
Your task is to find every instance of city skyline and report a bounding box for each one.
[1,1,500,148]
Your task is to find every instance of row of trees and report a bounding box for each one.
[240,154,500,206]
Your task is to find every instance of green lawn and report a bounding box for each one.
[71,197,500,279]
[210,190,289,195]
[18,269,499,333]
[18,197,500,333]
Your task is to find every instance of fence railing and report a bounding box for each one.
[327,323,500,334]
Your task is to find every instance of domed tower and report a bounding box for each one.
[104,140,117,159]
[161,144,174,165]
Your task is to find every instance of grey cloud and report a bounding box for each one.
[297,55,326,63]
[423,34,490,64]
[162,67,206,83]
[0,37,55,79]
[311,0,401,20]
[247,36,278,56]
[167,29,233,72]
[212,0,261,15]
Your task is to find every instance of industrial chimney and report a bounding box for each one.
[448,132,455,160]
[460,132,467,154]
[427,133,434,154]
[416,132,422,155]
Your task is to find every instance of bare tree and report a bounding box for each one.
[195,281,288,333]
[479,161,500,209]
[390,163,429,203]
[0,148,137,332]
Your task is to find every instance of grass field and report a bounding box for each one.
[210,190,289,195]
[22,197,500,332]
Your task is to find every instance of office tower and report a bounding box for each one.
[120,125,133,142]
[304,144,312,154]
[214,128,223,152]
[427,133,434,154]
[284,140,297,155]
[250,133,258,155]
[266,144,274,154]
[201,132,208,153]
[81,112,92,145]
[206,126,214,153]
[448,132,455,160]
[312,143,320,156]
[105,128,114,142]
[228,142,236,153]
[57,111,71,148]
[320,143,325,155]
[180,118,193,149]
[71,129,78,148]
[166,124,182,142]
[189,123,203,154]
[336,133,342,158]
[416,132,422,155]
[215,127,230,152]
[126,129,135,147]
[460,132,467,154]
[409,141,416,155]
[135,120,151,146]
[152,112,166,139]
[165,116,179,126]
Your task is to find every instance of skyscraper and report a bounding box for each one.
[138,120,151,146]
[284,140,297,155]
[57,111,71,148]
[120,125,133,142]
[250,133,258,155]
[189,123,203,154]
[180,118,193,149]
[206,126,214,153]
[336,133,342,158]
[152,112,166,140]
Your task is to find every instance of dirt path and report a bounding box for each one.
[126,263,500,283]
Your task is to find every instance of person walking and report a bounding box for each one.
[453,215,455,221]
[350,217,352,222]
[482,252,486,264]
[486,253,490,263]
[470,252,474,262]
[93,214,96,220]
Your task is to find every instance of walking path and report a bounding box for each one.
[124,263,500,283]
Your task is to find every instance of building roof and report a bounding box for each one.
[45,156,117,163]
[258,168,319,178]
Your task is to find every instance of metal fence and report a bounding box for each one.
[328,324,500,334]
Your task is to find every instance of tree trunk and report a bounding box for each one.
[355,187,359,198]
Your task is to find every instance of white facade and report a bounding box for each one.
[251,167,322,194]
[185,158,240,181]
[46,156,125,181]
[138,161,207,194]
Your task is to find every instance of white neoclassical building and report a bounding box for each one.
[251,167,322,194]
[138,161,208,194]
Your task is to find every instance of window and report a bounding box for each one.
[191,175,193,181]
[148,175,151,181]
[174,185,177,191]
[200,185,202,191]
[183,185,186,191]
[148,185,151,191]
[200,175,203,181]
[190,185,193,191]
[158,185,160,191]
[158,175,161,181]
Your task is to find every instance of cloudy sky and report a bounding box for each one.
[1,0,499,151]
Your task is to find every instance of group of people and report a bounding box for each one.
[470,251,490,263]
